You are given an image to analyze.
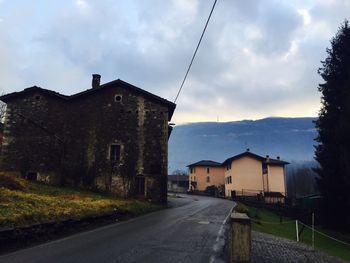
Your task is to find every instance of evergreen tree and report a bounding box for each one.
[315,20,350,230]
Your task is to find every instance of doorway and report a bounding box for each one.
[135,176,145,196]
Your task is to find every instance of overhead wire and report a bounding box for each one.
[173,0,218,104]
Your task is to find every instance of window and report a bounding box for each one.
[190,167,196,174]
[114,94,122,103]
[110,144,121,162]
[262,163,268,174]
[150,164,161,174]
[206,176,210,183]
[226,163,231,170]
[207,167,210,174]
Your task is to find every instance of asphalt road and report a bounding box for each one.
[0,195,234,263]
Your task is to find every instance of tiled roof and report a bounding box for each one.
[168,174,189,182]
[0,86,69,101]
[264,192,285,197]
[0,79,176,120]
[265,158,289,165]
[187,160,222,167]
[223,151,289,165]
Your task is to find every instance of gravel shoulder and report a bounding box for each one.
[252,231,346,263]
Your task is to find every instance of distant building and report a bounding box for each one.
[223,151,288,198]
[187,160,225,192]
[167,174,189,193]
[0,74,176,203]
[187,150,289,201]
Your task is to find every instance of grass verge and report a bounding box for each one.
[236,202,350,261]
[0,175,163,230]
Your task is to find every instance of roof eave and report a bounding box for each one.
[0,86,68,102]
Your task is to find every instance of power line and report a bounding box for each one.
[173,0,218,104]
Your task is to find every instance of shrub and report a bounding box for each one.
[234,202,249,214]
[204,185,218,196]
[0,174,26,191]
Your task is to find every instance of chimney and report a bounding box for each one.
[246,148,250,152]
[92,74,101,89]
[266,155,270,161]
[277,156,280,160]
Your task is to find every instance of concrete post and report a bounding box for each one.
[230,212,251,263]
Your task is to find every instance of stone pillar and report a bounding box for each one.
[230,212,251,263]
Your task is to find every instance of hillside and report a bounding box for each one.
[168,117,317,172]
[0,174,162,230]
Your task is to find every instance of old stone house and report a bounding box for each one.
[0,74,176,203]
[0,123,3,151]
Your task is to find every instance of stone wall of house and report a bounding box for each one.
[62,85,169,201]
[0,92,66,183]
[0,84,170,203]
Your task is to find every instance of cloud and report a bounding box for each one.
[0,0,349,123]
[298,9,312,26]
[75,0,89,10]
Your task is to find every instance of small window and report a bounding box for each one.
[35,95,41,101]
[114,94,122,102]
[150,164,161,174]
[262,163,268,174]
[110,144,121,162]
[207,167,210,174]
[206,176,210,183]
[190,167,196,174]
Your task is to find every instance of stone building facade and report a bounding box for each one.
[0,75,176,203]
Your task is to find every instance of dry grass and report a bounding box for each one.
[0,175,162,229]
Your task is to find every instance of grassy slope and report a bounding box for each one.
[235,203,350,261]
[0,176,163,230]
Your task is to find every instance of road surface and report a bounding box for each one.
[0,195,234,263]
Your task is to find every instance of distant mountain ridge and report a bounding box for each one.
[168,117,317,172]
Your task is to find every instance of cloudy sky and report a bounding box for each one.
[0,0,349,123]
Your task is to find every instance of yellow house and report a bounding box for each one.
[223,150,288,199]
[187,160,225,192]
[187,150,289,201]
